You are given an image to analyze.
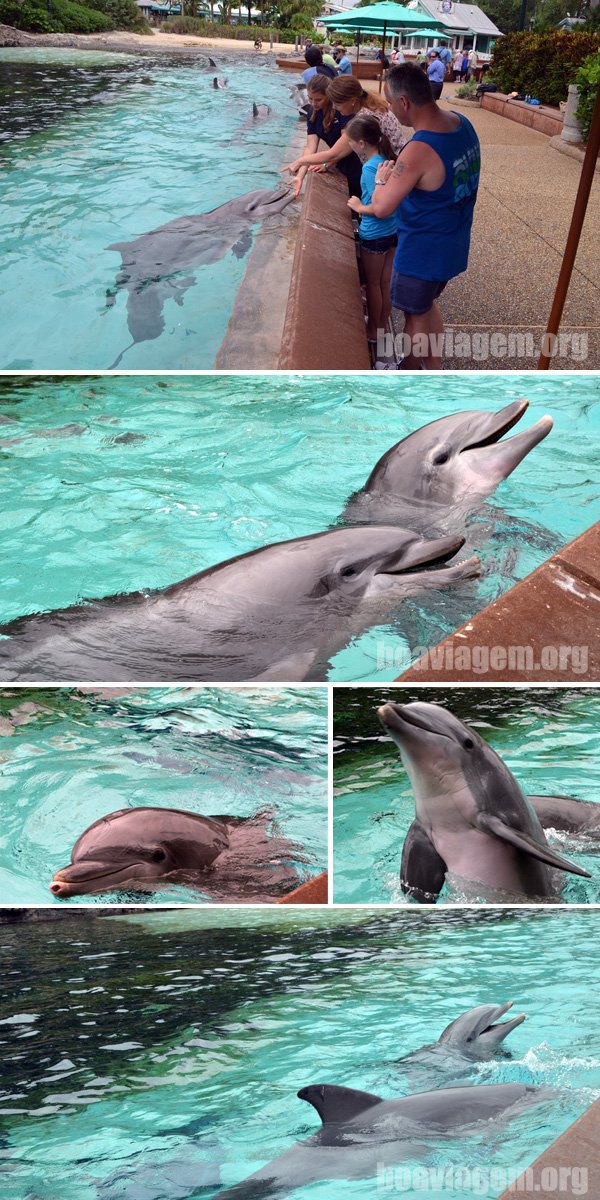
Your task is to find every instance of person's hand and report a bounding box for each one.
[308,164,327,173]
[375,159,395,186]
[292,173,305,199]
[347,196,362,212]
[282,159,302,176]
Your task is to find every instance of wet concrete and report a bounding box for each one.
[216,126,305,369]
[497,1096,600,1198]
[397,522,600,683]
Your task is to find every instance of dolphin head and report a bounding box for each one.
[363,400,553,508]
[49,809,228,898]
[226,527,480,613]
[376,701,507,812]
[240,188,295,219]
[438,1002,526,1056]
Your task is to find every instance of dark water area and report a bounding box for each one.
[0,52,216,144]
[333,686,596,754]
[0,908,528,1122]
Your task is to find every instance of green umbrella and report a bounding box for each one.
[405,28,452,39]
[320,2,443,88]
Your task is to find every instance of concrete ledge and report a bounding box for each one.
[480,92,563,138]
[498,1097,600,1198]
[277,871,328,904]
[396,521,600,683]
[278,170,371,369]
[549,133,600,171]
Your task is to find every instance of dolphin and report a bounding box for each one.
[230,103,273,145]
[340,399,553,535]
[208,57,217,67]
[529,794,600,834]
[213,1081,544,1198]
[0,526,479,683]
[377,701,591,902]
[105,187,295,367]
[395,1002,527,1090]
[435,1001,526,1054]
[49,806,303,902]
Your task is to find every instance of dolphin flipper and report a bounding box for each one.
[529,795,600,833]
[401,819,447,902]
[232,231,253,259]
[475,813,592,878]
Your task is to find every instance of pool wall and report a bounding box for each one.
[278,171,371,369]
[397,520,600,683]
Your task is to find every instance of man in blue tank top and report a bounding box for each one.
[369,62,480,369]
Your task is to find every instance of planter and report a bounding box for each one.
[561,83,584,144]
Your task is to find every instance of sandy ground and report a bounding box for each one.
[0,23,296,54]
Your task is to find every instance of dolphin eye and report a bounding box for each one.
[340,566,357,578]
[433,451,450,465]
[463,738,475,750]
[151,848,166,863]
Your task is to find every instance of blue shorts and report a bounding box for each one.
[390,271,447,315]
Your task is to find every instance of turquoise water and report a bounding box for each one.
[0,907,598,1198]
[1,373,599,682]
[0,50,298,369]
[0,686,327,904]
[333,687,600,903]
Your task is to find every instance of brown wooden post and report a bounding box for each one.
[538,81,600,370]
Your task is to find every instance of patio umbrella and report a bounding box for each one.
[404,28,452,38]
[320,2,443,89]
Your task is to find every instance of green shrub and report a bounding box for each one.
[0,0,55,30]
[575,48,600,140]
[164,17,291,39]
[456,77,478,99]
[48,0,114,31]
[90,0,149,30]
[490,30,600,107]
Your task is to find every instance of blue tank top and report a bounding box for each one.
[394,113,481,282]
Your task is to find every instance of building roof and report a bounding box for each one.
[408,0,502,36]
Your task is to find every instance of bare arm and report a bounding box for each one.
[369,143,431,218]
[287,131,353,172]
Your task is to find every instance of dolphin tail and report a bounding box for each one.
[476,814,592,878]
[108,341,136,370]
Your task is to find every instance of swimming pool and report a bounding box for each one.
[333,686,600,903]
[1,373,599,682]
[0,49,298,370]
[0,906,598,1198]
[0,685,328,904]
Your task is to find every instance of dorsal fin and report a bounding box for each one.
[253,102,259,117]
[297,1084,382,1124]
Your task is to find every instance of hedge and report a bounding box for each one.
[575,48,600,140]
[0,0,147,31]
[490,31,600,107]
[164,17,293,40]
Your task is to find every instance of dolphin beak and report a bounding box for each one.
[480,1002,526,1041]
[460,400,553,479]
[50,859,137,898]
[376,534,465,575]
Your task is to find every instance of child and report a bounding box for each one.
[345,113,398,361]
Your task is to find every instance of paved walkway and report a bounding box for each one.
[365,80,600,370]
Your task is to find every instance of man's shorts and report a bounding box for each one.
[391,271,447,315]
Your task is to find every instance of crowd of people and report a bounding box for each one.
[283,58,482,370]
